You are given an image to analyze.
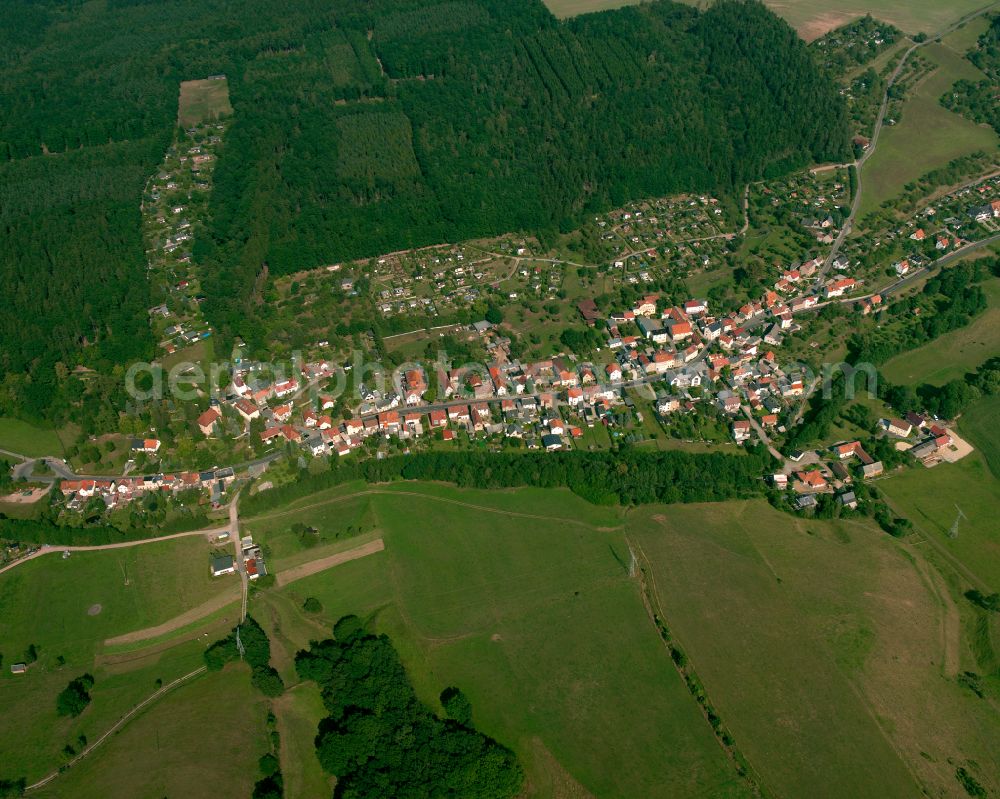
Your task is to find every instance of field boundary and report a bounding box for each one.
[625,531,769,796]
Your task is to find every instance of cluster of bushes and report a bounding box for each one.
[252,713,284,799]
[295,616,522,798]
[849,259,996,367]
[203,616,284,697]
[56,673,95,718]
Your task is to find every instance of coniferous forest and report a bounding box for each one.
[0,0,849,422]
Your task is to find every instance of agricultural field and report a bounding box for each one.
[177,77,232,127]
[31,667,269,799]
[881,276,1000,386]
[554,1,995,39]
[0,536,239,784]
[860,21,1000,217]
[755,0,988,41]
[244,482,752,799]
[628,499,1000,799]
[880,452,1000,590]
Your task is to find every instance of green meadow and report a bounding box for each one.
[0,416,67,458]
[5,479,1000,797]
[860,21,1000,218]
[880,452,1000,591]
[249,483,750,799]
[628,499,1000,799]
[0,536,237,784]
[960,394,1000,479]
[31,666,269,799]
[242,482,1000,798]
[882,276,1000,387]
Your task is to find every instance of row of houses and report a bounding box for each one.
[60,467,236,509]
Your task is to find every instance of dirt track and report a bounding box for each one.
[101,538,385,645]
[276,538,385,587]
[104,584,242,646]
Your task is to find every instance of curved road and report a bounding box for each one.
[823,2,1000,277]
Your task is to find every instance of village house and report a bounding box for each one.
[824,277,856,299]
[884,418,913,438]
[131,438,161,454]
[198,408,221,436]
[732,420,751,442]
[796,470,827,491]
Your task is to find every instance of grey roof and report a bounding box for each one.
[212,554,234,572]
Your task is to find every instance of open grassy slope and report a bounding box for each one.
[880,453,1000,590]
[259,483,749,799]
[882,276,1000,386]
[31,666,268,799]
[959,394,1000,478]
[243,482,1000,799]
[0,536,238,783]
[6,479,1000,796]
[860,20,1000,217]
[0,417,66,457]
[629,499,1000,799]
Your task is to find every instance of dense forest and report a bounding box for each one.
[296,616,523,798]
[201,0,849,351]
[0,0,349,423]
[0,0,849,424]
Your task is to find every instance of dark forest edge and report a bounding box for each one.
[0,0,849,424]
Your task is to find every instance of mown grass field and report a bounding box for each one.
[249,482,751,799]
[241,485,380,570]
[882,276,1000,386]
[959,394,1000,479]
[242,481,1000,798]
[629,499,1000,799]
[177,77,232,127]
[880,452,1000,590]
[860,22,1000,217]
[31,666,269,799]
[0,416,67,457]
[0,536,238,783]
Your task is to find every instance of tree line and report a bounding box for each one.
[242,448,765,516]
[848,258,997,366]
